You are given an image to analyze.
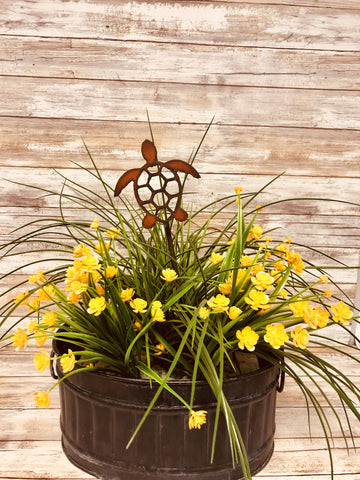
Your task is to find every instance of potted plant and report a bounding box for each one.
[1,126,359,480]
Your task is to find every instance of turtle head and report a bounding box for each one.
[141,140,157,166]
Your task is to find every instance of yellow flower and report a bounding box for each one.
[188,410,207,430]
[264,324,289,349]
[66,280,87,294]
[291,326,309,349]
[276,243,289,257]
[161,268,178,282]
[60,349,76,373]
[96,284,105,296]
[240,255,253,267]
[302,304,319,329]
[331,301,353,325]
[14,291,29,305]
[245,290,270,311]
[209,252,224,265]
[12,328,28,350]
[95,242,110,254]
[319,274,328,283]
[219,281,232,295]
[227,306,242,320]
[236,326,259,352]
[34,349,50,372]
[27,319,37,334]
[278,289,288,299]
[35,329,47,347]
[73,243,93,258]
[82,255,100,273]
[91,219,99,230]
[323,289,332,298]
[67,291,81,303]
[247,224,263,242]
[154,343,166,356]
[28,297,40,311]
[134,320,142,332]
[251,264,264,276]
[274,261,286,272]
[317,308,330,328]
[29,270,45,284]
[289,301,308,318]
[199,307,211,320]
[151,301,165,322]
[234,186,242,195]
[121,288,134,302]
[130,298,147,314]
[105,227,121,239]
[251,271,275,290]
[207,294,230,312]
[37,285,55,301]
[42,311,57,328]
[285,236,292,243]
[287,250,304,274]
[87,296,106,316]
[34,391,50,408]
[106,266,118,278]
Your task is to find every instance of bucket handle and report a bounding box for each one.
[50,349,58,380]
[277,356,285,392]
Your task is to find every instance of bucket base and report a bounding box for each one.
[62,435,274,480]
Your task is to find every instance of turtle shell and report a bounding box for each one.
[134,164,182,222]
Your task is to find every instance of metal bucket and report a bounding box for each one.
[53,339,279,480]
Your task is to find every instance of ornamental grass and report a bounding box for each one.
[0,126,359,480]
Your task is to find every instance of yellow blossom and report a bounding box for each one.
[42,311,57,328]
[251,271,275,290]
[35,329,47,347]
[154,343,166,356]
[96,284,105,296]
[105,227,121,239]
[12,327,28,350]
[161,268,178,282]
[91,270,102,284]
[34,391,51,408]
[27,319,37,334]
[29,270,45,284]
[73,243,93,258]
[33,349,50,372]
[256,205,263,212]
[66,280,87,294]
[240,255,253,267]
[67,291,81,303]
[236,326,259,352]
[274,261,286,272]
[245,290,270,311]
[199,307,211,320]
[28,297,40,311]
[209,251,224,265]
[219,281,232,295]
[60,349,76,373]
[134,320,142,332]
[14,291,29,305]
[91,219,99,230]
[82,255,100,273]
[227,306,242,320]
[287,250,304,274]
[265,236,272,245]
[285,237,292,243]
[251,264,264,276]
[331,301,353,325]
[302,304,319,329]
[151,301,165,322]
[95,242,110,254]
[320,274,328,283]
[247,224,263,242]
[278,289,288,299]
[264,324,289,349]
[291,326,310,349]
[323,289,332,298]
[276,243,289,257]
[289,301,308,318]
[130,298,147,314]
[87,296,106,316]
[207,294,230,312]
[188,410,207,429]
[106,266,118,278]
[121,288,134,302]
[37,285,55,301]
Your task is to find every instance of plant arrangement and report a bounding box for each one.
[1,126,359,479]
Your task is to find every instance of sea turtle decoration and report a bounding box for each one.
[114,140,200,229]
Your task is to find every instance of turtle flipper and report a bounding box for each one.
[142,212,157,229]
[173,207,188,222]
[164,160,200,178]
[114,169,139,196]
[142,140,157,166]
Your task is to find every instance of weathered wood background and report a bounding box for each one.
[0,1,359,479]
